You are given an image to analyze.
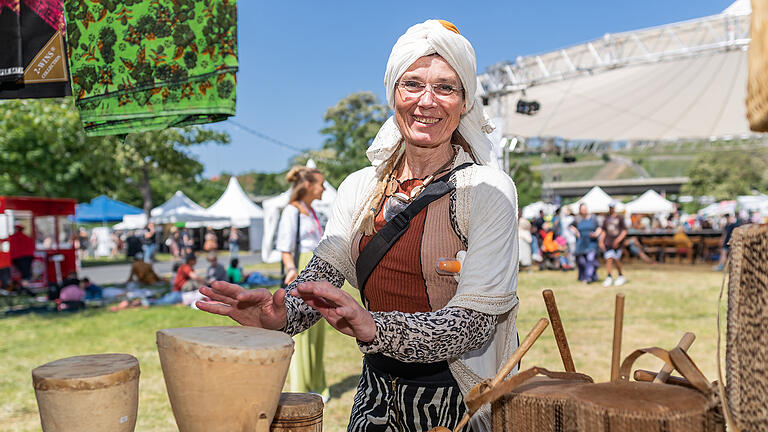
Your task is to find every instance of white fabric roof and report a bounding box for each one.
[113,213,147,230]
[624,190,676,215]
[724,0,751,15]
[494,50,750,142]
[521,201,557,220]
[568,186,624,214]
[150,191,223,224]
[207,177,264,228]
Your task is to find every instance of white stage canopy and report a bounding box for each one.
[482,1,757,143]
[568,186,624,214]
[624,190,676,215]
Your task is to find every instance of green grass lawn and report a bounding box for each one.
[1,262,728,431]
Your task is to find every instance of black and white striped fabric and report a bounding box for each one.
[347,359,471,432]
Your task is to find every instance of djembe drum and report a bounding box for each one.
[157,326,294,432]
[270,392,324,431]
[491,369,593,432]
[32,353,140,432]
[725,224,768,430]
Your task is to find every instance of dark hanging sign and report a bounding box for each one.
[0,0,71,99]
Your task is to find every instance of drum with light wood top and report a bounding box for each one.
[156,326,294,432]
[270,392,324,431]
[32,353,140,432]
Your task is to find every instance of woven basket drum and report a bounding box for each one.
[568,381,724,432]
[32,353,140,432]
[726,224,768,430]
[270,392,324,431]
[747,0,768,131]
[491,372,593,432]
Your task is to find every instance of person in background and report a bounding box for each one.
[714,213,743,271]
[206,252,227,284]
[127,253,161,285]
[571,203,602,283]
[599,202,628,286]
[226,257,245,284]
[77,227,89,260]
[167,226,181,259]
[181,227,194,255]
[9,224,35,283]
[203,227,218,252]
[80,277,103,300]
[560,207,577,268]
[672,226,694,264]
[228,227,239,258]
[142,222,156,263]
[518,218,533,268]
[275,166,328,401]
[174,254,205,293]
[125,230,143,259]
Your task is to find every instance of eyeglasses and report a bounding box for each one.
[396,80,463,99]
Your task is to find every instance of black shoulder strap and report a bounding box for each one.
[355,162,473,300]
[293,207,301,269]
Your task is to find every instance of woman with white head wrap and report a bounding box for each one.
[198,20,518,432]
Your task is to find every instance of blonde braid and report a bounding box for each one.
[359,147,402,236]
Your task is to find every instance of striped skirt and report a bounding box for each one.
[347,357,471,432]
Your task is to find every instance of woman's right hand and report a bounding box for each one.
[197,282,288,330]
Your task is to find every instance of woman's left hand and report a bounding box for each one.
[291,281,376,343]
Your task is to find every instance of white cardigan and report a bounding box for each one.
[314,148,520,431]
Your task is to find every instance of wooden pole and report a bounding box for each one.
[610,293,625,382]
[542,289,576,372]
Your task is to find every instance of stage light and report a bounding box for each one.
[516,99,540,115]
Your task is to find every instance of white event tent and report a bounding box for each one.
[151,191,223,225]
[624,190,676,215]
[113,191,223,229]
[568,186,624,214]
[521,201,558,220]
[261,161,338,263]
[206,177,265,251]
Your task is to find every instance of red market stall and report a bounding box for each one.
[0,196,77,290]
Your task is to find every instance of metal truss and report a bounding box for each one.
[480,11,751,96]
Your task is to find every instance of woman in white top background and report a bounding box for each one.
[276,165,328,400]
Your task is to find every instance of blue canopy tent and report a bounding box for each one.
[75,195,143,223]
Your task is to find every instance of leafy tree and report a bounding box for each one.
[508,159,543,209]
[0,99,120,201]
[682,151,768,202]
[307,92,390,187]
[114,127,230,215]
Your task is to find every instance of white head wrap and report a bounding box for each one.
[366,20,500,169]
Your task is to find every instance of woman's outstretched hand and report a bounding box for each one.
[292,281,376,343]
[197,281,287,330]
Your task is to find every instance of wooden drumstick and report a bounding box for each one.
[653,332,695,383]
[542,289,576,372]
[490,317,549,387]
[610,293,625,382]
[450,318,549,432]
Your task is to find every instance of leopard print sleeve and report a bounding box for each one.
[357,307,497,363]
[282,255,346,336]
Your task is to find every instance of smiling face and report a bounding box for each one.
[394,55,466,150]
[308,174,325,202]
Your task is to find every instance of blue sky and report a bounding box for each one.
[192,0,737,177]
